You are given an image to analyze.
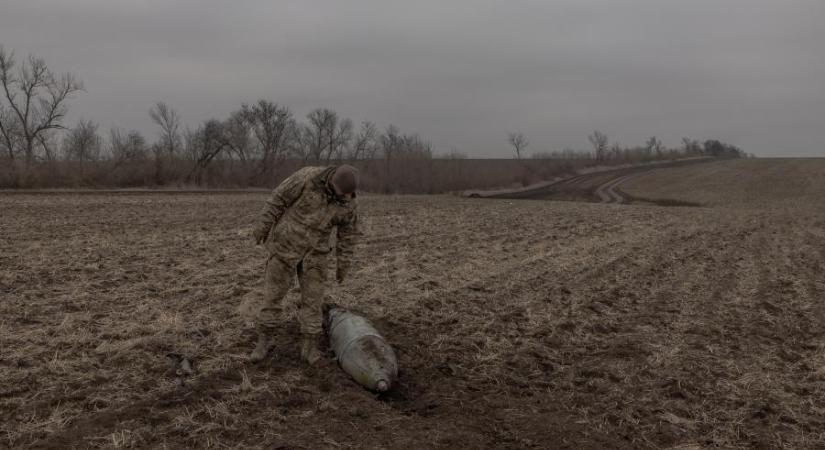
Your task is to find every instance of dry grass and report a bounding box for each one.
[1,159,825,448]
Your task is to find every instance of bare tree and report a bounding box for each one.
[149,101,181,157]
[507,131,529,159]
[380,124,402,160]
[349,121,379,160]
[109,127,147,167]
[0,46,83,169]
[36,130,60,163]
[299,108,353,161]
[399,133,432,159]
[682,137,701,156]
[588,130,609,161]
[376,125,433,193]
[380,125,432,160]
[0,107,20,161]
[63,119,101,173]
[221,109,252,162]
[240,100,294,179]
[645,136,664,159]
[328,117,353,161]
[148,101,181,184]
[185,119,231,184]
[304,108,338,161]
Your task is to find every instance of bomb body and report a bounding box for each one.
[325,307,398,392]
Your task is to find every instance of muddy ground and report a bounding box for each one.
[1,159,825,449]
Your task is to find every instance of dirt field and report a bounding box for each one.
[2,159,825,448]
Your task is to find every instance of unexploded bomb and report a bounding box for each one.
[325,306,398,392]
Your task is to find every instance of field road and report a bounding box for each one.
[594,173,641,203]
[1,158,825,448]
[486,158,710,205]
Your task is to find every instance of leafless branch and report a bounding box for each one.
[507,131,529,159]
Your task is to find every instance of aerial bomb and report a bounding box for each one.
[325,306,398,392]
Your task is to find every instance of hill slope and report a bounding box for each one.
[621,158,825,208]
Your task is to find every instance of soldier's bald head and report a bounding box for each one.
[331,165,358,195]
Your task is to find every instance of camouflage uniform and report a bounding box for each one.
[254,166,359,340]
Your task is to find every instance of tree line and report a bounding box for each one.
[1,46,747,192]
[520,131,748,161]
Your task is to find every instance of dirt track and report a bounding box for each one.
[487,159,710,205]
[2,159,825,448]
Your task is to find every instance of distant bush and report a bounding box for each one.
[702,139,747,159]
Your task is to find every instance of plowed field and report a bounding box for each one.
[2,159,824,448]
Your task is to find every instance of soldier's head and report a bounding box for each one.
[329,165,358,202]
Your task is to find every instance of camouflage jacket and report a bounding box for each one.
[258,166,359,275]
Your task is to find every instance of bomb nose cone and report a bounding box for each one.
[376,380,389,392]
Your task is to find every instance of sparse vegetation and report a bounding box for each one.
[2,159,824,448]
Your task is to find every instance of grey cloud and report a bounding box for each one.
[1,0,823,156]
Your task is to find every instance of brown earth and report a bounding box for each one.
[483,158,710,205]
[1,158,825,448]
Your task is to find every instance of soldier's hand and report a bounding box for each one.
[252,225,270,245]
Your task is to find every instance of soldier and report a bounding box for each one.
[249,165,359,365]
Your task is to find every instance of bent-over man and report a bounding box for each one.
[250,165,359,365]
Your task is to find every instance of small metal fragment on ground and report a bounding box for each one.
[166,353,195,376]
[325,305,398,392]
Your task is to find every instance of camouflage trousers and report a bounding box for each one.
[257,252,328,336]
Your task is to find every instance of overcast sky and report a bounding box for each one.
[1,0,823,157]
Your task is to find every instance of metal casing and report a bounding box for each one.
[327,307,398,392]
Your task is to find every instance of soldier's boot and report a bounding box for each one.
[300,334,322,366]
[249,329,276,363]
